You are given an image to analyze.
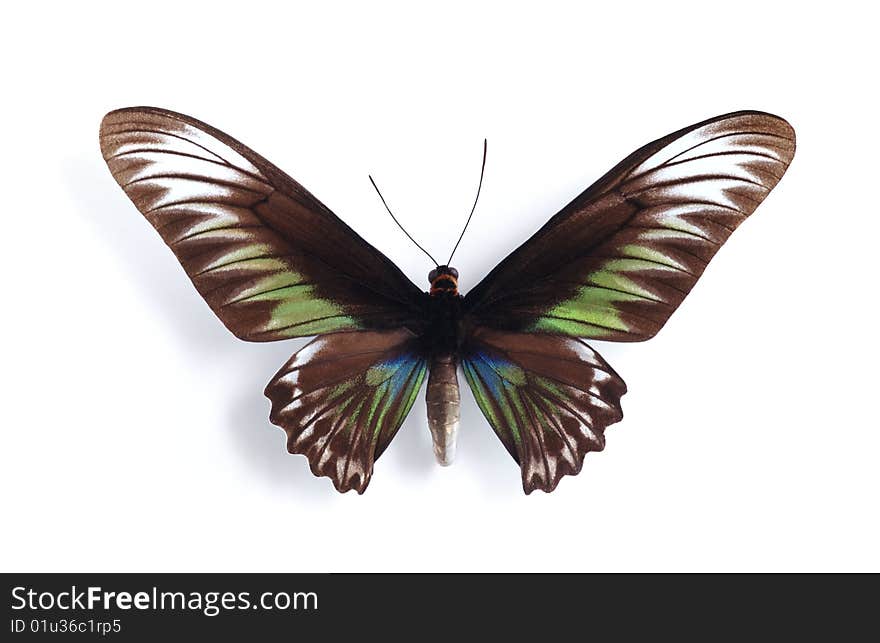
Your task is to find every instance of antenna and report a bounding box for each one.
[446,138,487,266]
[369,175,440,267]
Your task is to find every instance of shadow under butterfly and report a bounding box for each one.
[99,108,795,494]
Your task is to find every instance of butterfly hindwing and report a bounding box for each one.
[464,111,795,341]
[461,327,626,493]
[265,329,427,493]
[100,107,424,341]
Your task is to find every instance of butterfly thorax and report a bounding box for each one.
[424,266,464,355]
[422,291,464,352]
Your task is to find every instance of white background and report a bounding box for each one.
[2,1,878,572]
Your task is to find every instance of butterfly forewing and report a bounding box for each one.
[463,111,795,341]
[100,107,424,341]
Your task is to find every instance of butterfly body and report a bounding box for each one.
[99,107,794,494]
[421,266,466,464]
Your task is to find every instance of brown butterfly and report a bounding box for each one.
[100,108,795,493]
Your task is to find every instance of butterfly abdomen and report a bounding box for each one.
[426,353,460,466]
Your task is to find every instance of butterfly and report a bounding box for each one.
[99,107,795,494]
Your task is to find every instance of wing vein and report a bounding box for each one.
[635,129,794,177]
[106,146,272,186]
[103,127,240,168]
[122,173,270,195]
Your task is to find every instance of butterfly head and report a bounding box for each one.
[429,266,459,296]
